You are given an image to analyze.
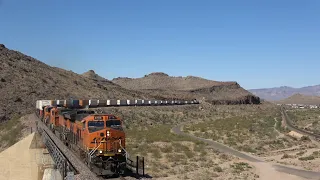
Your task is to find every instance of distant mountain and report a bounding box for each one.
[275,93,320,105]
[112,72,237,91]
[112,72,261,105]
[249,85,320,101]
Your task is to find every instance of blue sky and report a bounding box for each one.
[0,0,319,89]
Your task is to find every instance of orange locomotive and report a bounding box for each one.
[39,105,127,176]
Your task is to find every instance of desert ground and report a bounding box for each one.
[102,103,320,179]
[286,108,320,134]
[1,103,320,180]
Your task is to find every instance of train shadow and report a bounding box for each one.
[102,167,152,179]
[105,172,152,179]
[123,168,153,179]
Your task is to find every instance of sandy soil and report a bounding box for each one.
[0,133,38,180]
[0,132,61,180]
[264,148,320,172]
[252,162,307,180]
[148,159,309,180]
[173,124,320,180]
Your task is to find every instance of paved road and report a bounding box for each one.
[172,125,262,162]
[282,109,320,139]
[172,125,320,179]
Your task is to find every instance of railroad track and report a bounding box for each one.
[35,114,133,180]
[281,108,320,139]
[35,113,101,180]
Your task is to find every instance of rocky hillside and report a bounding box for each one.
[275,93,320,105]
[0,44,152,121]
[82,70,107,82]
[249,85,320,101]
[113,72,236,91]
[112,72,260,105]
[0,44,261,122]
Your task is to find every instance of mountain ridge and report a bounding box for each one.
[112,72,260,104]
[275,93,320,105]
[0,44,155,121]
[249,84,320,101]
[112,72,238,91]
[0,44,260,122]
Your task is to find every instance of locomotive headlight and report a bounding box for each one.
[118,149,122,153]
[99,150,103,154]
[107,131,110,137]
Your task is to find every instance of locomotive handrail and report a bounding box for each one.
[89,139,97,155]
[119,139,128,161]
[88,140,103,161]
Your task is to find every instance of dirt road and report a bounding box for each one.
[172,125,320,180]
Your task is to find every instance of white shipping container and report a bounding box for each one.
[36,100,52,110]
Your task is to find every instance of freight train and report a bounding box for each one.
[35,99,199,177]
[36,100,128,176]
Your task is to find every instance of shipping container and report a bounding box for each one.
[98,100,107,107]
[109,100,117,106]
[80,100,89,107]
[117,100,127,106]
[51,100,58,106]
[36,100,52,110]
[57,100,65,106]
[89,100,98,107]
[135,99,143,105]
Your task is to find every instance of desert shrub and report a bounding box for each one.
[166,153,185,163]
[312,151,320,158]
[296,151,305,156]
[300,136,311,142]
[214,166,223,172]
[150,147,162,159]
[0,115,24,149]
[230,162,252,173]
[281,153,293,159]
[299,156,315,161]
[160,145,173,153]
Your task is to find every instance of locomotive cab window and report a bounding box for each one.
[106,120,122,130]
[88,121,105,133]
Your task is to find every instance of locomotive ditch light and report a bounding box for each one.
[99,150,103,154]
[118,149,121,153]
